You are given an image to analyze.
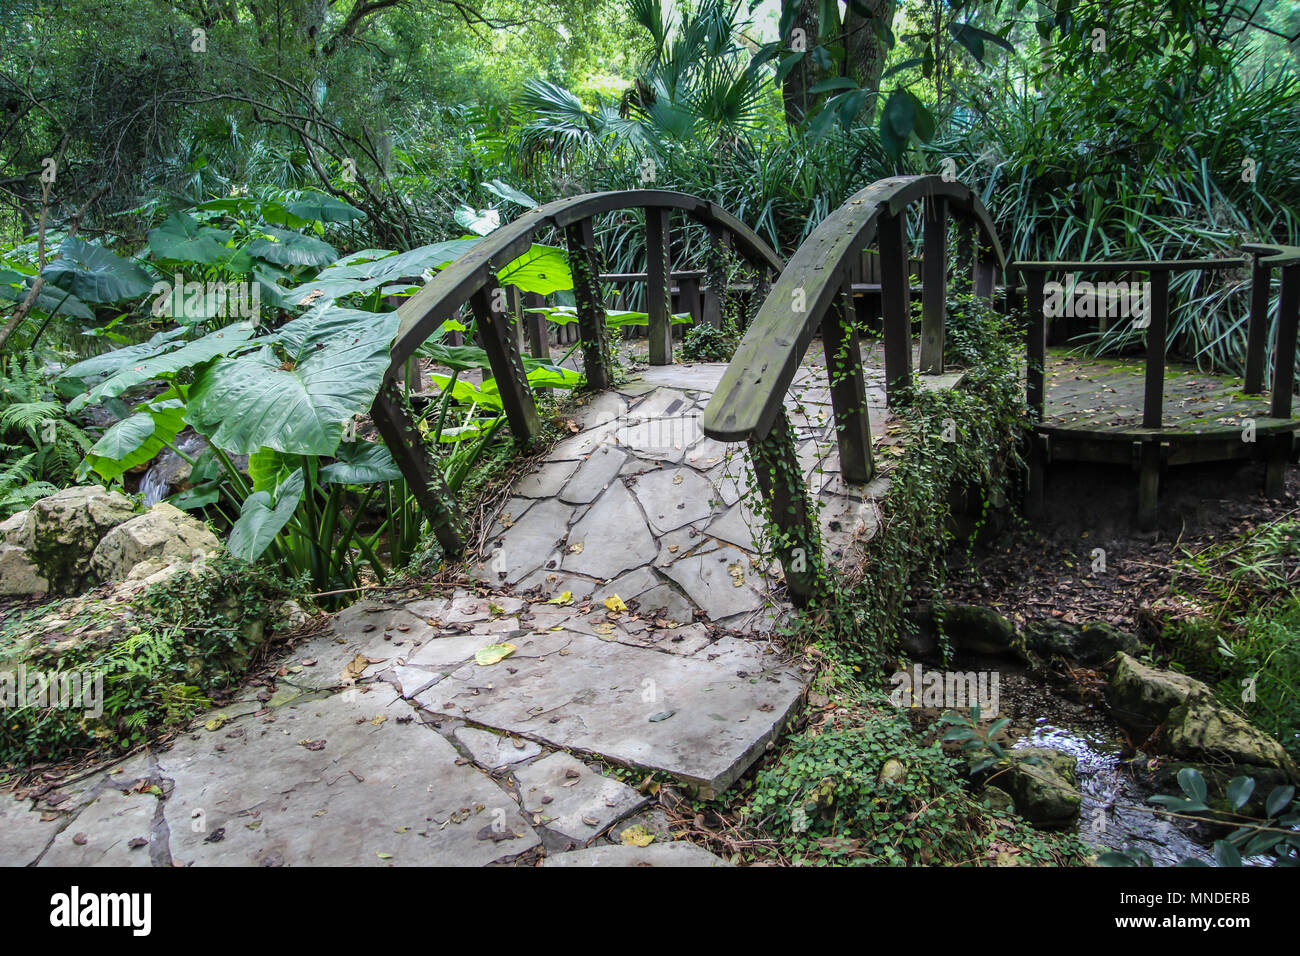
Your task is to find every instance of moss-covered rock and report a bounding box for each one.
[1024,619,1141,667]
[27,485,138,593]
[1106,651,1210,737]
[1003,747,1081,828]
[1161,691,1300,781]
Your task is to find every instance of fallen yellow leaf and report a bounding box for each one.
[603,594,628,613]
[475,642,517,666]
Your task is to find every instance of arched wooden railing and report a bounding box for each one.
[700,175,1007,604]
[1015,242,1300,527]
[372,189,785,555]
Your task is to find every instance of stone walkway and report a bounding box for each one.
[3,352,921,866]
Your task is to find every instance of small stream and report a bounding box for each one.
[952,652,1216,865]
[139,432,210,505]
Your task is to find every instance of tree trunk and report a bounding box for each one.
[782,0,825,124]
[843,0,897,121]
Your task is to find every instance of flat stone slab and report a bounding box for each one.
[512,752,647,848]
[155,690,540,866]
[414,632,804,795]
[544,841,733,867]
[454,726,543,769]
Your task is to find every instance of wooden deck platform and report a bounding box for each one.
[1030,348,1299,527]
[1041,349,1300,442]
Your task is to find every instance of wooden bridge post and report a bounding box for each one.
[523,291,550,362]
[370,380,464,555]
[1270,262,1299,421]
[748,412,823,606]
[920,196,948,374]
[563,218,613,391]
[469,277,542,443]
[1244,256,1271,394]
[646,207,673,365]
[702,228,731,329]
[824,278,875,484]
[879,210,912,405]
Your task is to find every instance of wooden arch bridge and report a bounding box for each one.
[372,175,1300,606]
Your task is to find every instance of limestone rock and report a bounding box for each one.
[1161,691,1299,780]
[89,502,220,584]
[1106,652,1211,737]
[28,485,138,593]
[0,542,48,597]
[0,509,35,548]
[1024,619,1141,667]
[1003,748,1081,828]
[982,785,1015,814]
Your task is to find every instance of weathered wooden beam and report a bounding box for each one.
[646,207,673,365]
[563,218,613,392]
[1142,270,1171,430]
[824,279,874,484]
[370,381,464,555]
[879,210,912,405]
[748,412,823,606]
[1244,257,1271,394]
[1025,271,1047,421]
[1271,263,1299,420]
[1136,440,1161,530]
[469,279,542,443]
[920,195,948,374]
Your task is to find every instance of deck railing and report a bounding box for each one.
[700,175,1008,604]
[1013,243,1300,526]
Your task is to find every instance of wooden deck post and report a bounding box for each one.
[748,412,823,606]
[469,278,542,443]
[370,380,464,555]
[1244,257,1271,394]
[646,207,673,365]
[1142,270,1171,430]
[1137,440,1161,530]
[563,218,613,391]
[824,278,874,484]
[879,210,912,405]
[1025,271,1047,421]
[920,195,947,374]
[1270,263,1299,420]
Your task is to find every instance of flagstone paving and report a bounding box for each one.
[4,351,939,867]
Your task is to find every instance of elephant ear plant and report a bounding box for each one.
[59,303,413,595]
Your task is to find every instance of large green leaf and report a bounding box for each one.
[246,227,337,267]
[187,306,400,456]
[482,180,538,208]
[67,323,255,412]
[247,447,298,494]
[0,268,93,319]
[285,239,479,304]
[454,205,501,235]
[59,326,190,383]
[83,398,186,483]
[147,213,233,265]
[228,470,305,563]
[284,191,365,223]
[498,244,572,295]
[42,238,154,303]
[320,441,402,484]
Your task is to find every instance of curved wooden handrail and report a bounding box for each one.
[371,188,786,559]
[701,175,1006,444]
[389,189,785,369]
